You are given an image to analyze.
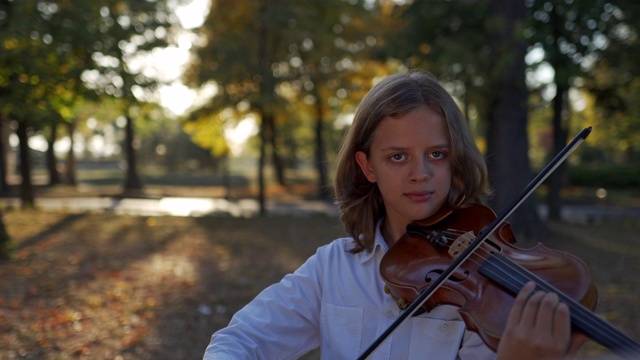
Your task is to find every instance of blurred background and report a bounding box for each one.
[1,0,639,359]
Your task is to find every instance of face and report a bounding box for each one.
[355,105,452,243]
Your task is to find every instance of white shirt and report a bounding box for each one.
[203,221,496,360]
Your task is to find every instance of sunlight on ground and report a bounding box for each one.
[147,254,197,283]
[157,197,258,217]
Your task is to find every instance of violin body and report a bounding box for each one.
[380,203,598,351]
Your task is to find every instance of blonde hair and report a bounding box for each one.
[334,70,490,253]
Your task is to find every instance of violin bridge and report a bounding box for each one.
[448,231,475,258]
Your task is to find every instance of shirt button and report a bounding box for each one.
[439,323,449,334]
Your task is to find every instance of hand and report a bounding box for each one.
[497,281,588,360]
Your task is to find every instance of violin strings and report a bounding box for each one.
[483,251,640,354]
[427,229,640,354]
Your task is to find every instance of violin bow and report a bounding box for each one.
[358,126,593,360]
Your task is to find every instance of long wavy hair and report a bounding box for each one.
[333,70,491,253]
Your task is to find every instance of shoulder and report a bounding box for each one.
[303,236,380,285]
[318,236,357,254]
[310,236,361,265]
[293,236,361,277]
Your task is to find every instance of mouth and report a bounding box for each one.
[405,191,433,202]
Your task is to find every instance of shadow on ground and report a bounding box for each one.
[0,206,638,359]
[0,211,344,359]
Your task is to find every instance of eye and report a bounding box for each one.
[430,151,446,159]
[390,153,406,162]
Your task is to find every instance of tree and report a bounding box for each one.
[0,0,186,199]
[0,205,10,261]
[578,3,640,165]
[484,0,542,238]
[0,114,10,194]
[75,1,185,194]
[273,1,381,200]
[185,0,289,214]
[382,0,492,125]
[526,0,639,219]
[0,0,9,256]
[186,0,383,212]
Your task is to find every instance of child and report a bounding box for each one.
[203,70,583,359]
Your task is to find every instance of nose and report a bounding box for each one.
[410,158,432,182]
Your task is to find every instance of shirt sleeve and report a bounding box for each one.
[203,250,324,360]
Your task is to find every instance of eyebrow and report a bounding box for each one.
[378,144,450,152]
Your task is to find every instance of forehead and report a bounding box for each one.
[370,105,449,149]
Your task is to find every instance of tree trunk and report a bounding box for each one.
[486,0,543,240]
[547,83,569,220]
[258,112,267,216]
[65,120,77,186]
[266,113,285,186]
[313,92,330,200]
[123,115,142,192]
[0,116,11,259]
[16,121,34,208]
[0,114,10,195]
[223,154,232,199]
[0,210,11,261]
[256,0,273,215]
[46,119,61,186]
[546,8,571,221]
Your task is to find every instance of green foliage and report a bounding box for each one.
[138,116,218,172]
[182,109,231,158]
[0,0,638,191]
[183,0,383,178]
[0,0,187,129]
[525,1,640,166]
[570,164,640,188]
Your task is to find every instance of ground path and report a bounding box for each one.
[1,195,640,225]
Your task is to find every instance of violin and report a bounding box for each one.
[358,127,640,359]
[380,202,639,354]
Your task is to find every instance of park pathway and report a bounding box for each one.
[2,195,640,225]
[0,196,338,218]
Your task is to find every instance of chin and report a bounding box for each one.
[408,209,438,222]
[415,203,445,220]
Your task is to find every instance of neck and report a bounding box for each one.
[381,218,407,248]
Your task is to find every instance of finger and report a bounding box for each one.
[518,287,546,328]
[535,292,561,331]
[551,301,571,339]
[506,281,537,327]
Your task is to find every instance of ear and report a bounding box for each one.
[355,151,377,183]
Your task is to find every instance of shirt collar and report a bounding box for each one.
[359,218,388,264]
